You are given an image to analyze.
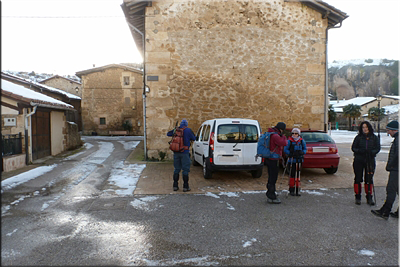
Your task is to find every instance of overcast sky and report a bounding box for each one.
[1,0,399,76]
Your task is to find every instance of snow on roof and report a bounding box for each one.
[328,59,396,69]
[383,95,400,100]
[384,104,399,115]
[1,72,81,100]
[331,97,376,108]
[1,79,74,109]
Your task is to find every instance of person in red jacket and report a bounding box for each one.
[265,122,288,204]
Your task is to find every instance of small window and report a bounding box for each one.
[202,125,211,142]
[100,118,106,125]
[124,76,130,85]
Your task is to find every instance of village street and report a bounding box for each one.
[1,132,398,266]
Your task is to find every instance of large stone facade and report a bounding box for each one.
[77,65,144,135]
[141,0,334,159]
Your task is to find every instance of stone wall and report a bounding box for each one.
[80,67,144,135]
[66,121,82,150]
[144,0,329,159]
[41,77,82,97]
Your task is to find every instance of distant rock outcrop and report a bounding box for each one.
[328,59,398,100]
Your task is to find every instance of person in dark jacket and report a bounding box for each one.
[167,119,196,192]
[371,120,399,219]
[265,122,288,204]
[284,128,307,196]
[351,121,381,205]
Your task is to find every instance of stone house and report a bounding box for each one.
[1,78,81,172]
[76,64,144,136]
[121,0,348,159]
[39,75,82,97]
[2,72,83,131]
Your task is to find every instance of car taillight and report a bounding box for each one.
[330,147,338,153]
[210,132,215,150]
[307,147,313,154]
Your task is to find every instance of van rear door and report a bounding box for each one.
[242,124,262,165]
[213,122,245,166]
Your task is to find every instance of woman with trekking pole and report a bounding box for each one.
[351,121,380,205]
[284,128,307,196]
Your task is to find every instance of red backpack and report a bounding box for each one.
[169,127,189,152]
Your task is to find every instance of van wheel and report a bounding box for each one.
[192,150,200,166]
[203,158,212,179]
[251,168,263,178]
[324,167,338,174]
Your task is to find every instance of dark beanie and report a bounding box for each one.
[275,122,286,131]
[386,121,399,130]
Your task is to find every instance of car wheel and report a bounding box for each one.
[324,167,338,174]
[192,150,200,166]
[251,168,263,178]
[203,157,212,179]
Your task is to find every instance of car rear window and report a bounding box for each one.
[302,132,334,143]
[217,124,259,143]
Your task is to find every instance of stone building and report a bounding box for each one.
[39,75,82,98]
[121,0,348,159]
[76,64,144,136]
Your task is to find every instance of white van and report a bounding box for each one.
[192,118,263,179]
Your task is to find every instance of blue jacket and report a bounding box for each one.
[167,127,196,154]
[284,137,307,163]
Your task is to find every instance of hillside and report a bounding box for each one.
[328,59,398,100]
[2,70,81,84]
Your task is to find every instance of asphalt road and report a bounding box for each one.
[1,137,398,266]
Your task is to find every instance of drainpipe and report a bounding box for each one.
[24,105,38,165]
[325,21,343,132]
[126,20,147,160]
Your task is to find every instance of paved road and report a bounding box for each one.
[1,137,398,266]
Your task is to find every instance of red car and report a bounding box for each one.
[282,129,340,174]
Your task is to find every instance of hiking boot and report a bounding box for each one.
[371,209,389,220]
[355,194,361,205]
[183,187,191,192]
[295,188,301,196]
[267,198,281,204]
[390,208,399,218]
[173,173,179,191]
[289,188,295,196]
[366,194,375,206]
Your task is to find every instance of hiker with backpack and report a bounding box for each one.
[284,128,307,196]
[263,122,288,204]
[167,119,196,192]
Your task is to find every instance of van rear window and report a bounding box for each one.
[217,124,259,143]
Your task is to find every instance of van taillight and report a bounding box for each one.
[210,132,215,150]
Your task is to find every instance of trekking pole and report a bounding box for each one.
[297,161,302,196]
[367,155,377,206]
[294,161,298,195]
[285,157,293,197]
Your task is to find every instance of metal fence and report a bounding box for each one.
[1,133,23,157]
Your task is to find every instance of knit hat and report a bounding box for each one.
[292,128,301,134]
[386,121,399,130]
[180,119,188,127]
[275,122,286,131]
